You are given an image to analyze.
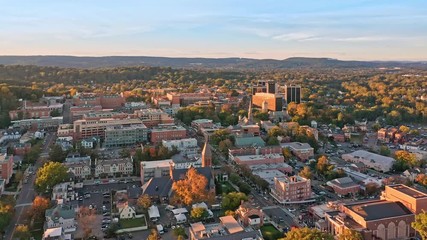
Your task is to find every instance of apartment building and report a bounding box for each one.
[134,108,174,127]
[63,154,91,179]
[12,117,63,131]
[45,202,76,234]
[150,124,187,144]
[104,124,148,147]
[140,160,174,184]
[231,153,284,166]
[73,117,143,139]
[94,158,133,177]
[0,154,14,184]
[284,84,301,104]
[272,175,312,203]
[162,138,198,156]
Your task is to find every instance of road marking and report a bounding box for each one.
[15,203,32,207]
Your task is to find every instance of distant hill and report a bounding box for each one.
[0,55,426,69]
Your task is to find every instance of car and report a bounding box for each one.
[288,208,296,212]
[102,219,111,224]
[84,193,91,199]
[103,212,111,216]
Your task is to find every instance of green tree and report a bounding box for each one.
[282,148,293,161]
[218,139,233,154]
[379,145,391,156]
[299,166,313,179]
[221,192,248,211]
[413,211,427,240]
[49,144,66,163]
[35,162,68,193]
[191,207,209,221]
[173,226,186,238]
[282,227,333,240]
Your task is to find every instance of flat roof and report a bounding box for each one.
[219,216,243,234]
[388,184,427,199]
[343,150,395,164]
[347,200,413,221]
[234,154,282,161]
[281,142,313,150]
[253,169,287,185]
[141,159,173,169]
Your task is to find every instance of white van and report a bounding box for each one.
[157,224,164,235]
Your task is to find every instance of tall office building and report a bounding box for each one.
[285,85,301,104]
[252,80,277,94]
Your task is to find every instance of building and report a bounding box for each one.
[300,125,319,141]
[342,150,395,172]
[229,145,282,156]
[281,142,314,161]
[191,119,214,131]
[80,137,98,149]
[9,100,63,120]
[140,160,174,184]
[104,124,148,147]
[63,153,91,179]
[12,117,63,131]
[73,92,125,109]
[42,227,70,240]
[326,177,360,196]
[45,203,76,233]
[57,124,74,137]
[73,117,142,140]
[380,184,427,214]
[272,175,312,203]
[252,80,277,94]
[150,124,187,144]
[134,108,174,127]
[201,139,212,167]
[234,136,266,148]
[285,84,301,104]
[94,158,133,177]
[162,138,198,156]
[12,142,31,156]
[235,201,264,227]
[0,154,14,184]
[231,154,284,166]
[252,93,284,111]
[189,215,262,240]
[51,182,77,201]
[166,92,211,107]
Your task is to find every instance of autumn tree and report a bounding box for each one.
[35,162,68,193]
[282,227,333,240]
[412,211,427,240]
[282,148,293,161]
[299,166,313,179]
[30,196,50,220]
[338,229,363,240]
[14,225,31,240]
[316,155,330,174]
[137,194,152,211]
[0,196,15,236]
[399,125,410,134]
[191,207,209,221]
[365,183,380,196]
[395,150,418,167]
[147,228,160,240]
[78,206,96,239]
[172,168,209,205]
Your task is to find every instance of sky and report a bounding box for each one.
[1,0,427,60]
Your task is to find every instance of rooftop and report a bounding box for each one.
[346,200,413,221]
[142,177,172,197]
[388,184,427,199]
[327,177,359,189]
[343,150,395,164]
[281,142,313,150]
[234,136,266,147]
[234,153,282,162]
[141,159,173,169]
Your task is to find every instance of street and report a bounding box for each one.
[5,132,56,240]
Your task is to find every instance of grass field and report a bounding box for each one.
[119,217,147,229]
[261,224,283,240]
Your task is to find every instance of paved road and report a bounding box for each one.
[5,132,56,240]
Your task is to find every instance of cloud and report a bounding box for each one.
[272,32,320,41]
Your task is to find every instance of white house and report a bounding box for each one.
[148,205,160,222]
[119,205,136,219]
[45,202,76,234]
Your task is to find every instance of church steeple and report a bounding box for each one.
[247,98,254,124]
[201,137,212,167]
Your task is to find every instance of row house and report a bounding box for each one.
[94,158,133,177]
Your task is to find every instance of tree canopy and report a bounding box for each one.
[281,227,334,240]
[35,162,68,193]
[172,168,209,205]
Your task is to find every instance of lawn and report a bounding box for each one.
[119,217,147,229]
[261,224,283,240]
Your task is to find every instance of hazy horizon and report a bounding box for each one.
[1,0,427,61]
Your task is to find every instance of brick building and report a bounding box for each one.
[326,177,360,196]
[9,101,63,120]
[72,93,125,109]
[191,119,214,131]
[12,143,32,156]
[0,154,14,184]
[272,175,311,203]
[166,92,211,107]
[231,153,284,166]
[150,124,187,144]
[281,142,314,161]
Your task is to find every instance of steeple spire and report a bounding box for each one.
[201,137,212,167]
[247,98,253,124]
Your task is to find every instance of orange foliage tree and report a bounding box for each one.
[172,168,209,205]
